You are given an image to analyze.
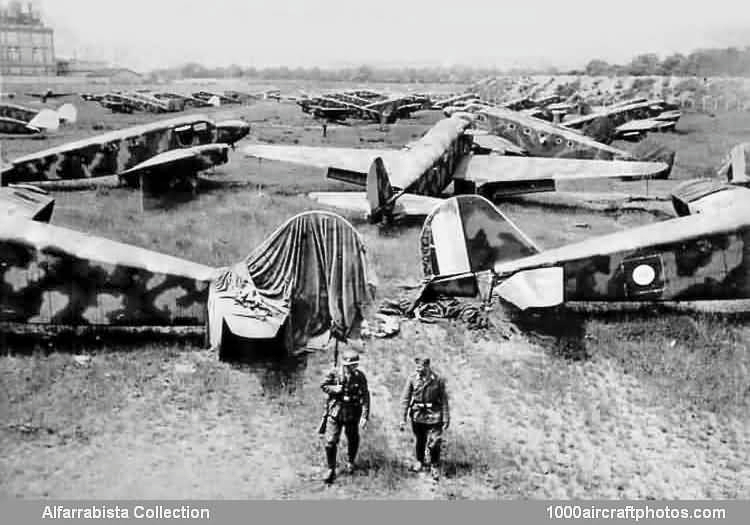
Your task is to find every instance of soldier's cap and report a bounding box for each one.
[341,349,360,365]
[414,357,430,366]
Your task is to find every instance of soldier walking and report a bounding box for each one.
[399,357,450,480]
[319,349,370,484]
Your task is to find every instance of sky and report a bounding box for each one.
[32,0,750,72]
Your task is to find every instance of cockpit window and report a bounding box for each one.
[174,124,195,147]
[193,122,213,143]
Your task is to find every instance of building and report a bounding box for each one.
[0,1,55,76]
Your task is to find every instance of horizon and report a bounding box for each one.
[33,0,750,73]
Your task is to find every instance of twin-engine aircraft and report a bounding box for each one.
[470,106,675,168]
[563,98,682,142]
[417,144,750,311]
[244,116,671,223]
[1,114,250,206]
[0,193,374,354]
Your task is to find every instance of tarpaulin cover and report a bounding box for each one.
[208,211,376,350]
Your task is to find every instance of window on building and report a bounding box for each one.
[8,46,21,62]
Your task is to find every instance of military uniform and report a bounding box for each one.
[400,362,450,477]
[320,351,370,483]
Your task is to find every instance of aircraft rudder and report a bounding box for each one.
[420,195,539,279]
[365,157,394,222]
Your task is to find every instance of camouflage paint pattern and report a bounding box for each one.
[0,117,37,134]
[0,219,215,326]
[0,102,38,123]
[564,100,679,132]
[98,93,169,114]
[1,115,249,185]
[478,107,632,160]
[422,195,750,306]
[386,116,473,197]
[152,92,213,109]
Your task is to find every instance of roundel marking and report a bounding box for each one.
[632,264,656,286]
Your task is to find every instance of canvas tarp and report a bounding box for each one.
[208,211,377,350]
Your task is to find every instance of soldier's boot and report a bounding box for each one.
[429,446,441,481]
[323,445,337,484]
[346,436,359,474]
[410,440,426,472]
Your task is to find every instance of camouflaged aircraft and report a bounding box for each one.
[244,116,671,223]
[151,92,215,109]
[431,93,480,110]
[192,91,240,106]
[0,194,373,352]
[467,106,676,173]
[0,102,77,135]
[95,92,176,114]
[417,191,750,311]
[0,114,250,203]
[563,98,682,143]
[298,91,427,124]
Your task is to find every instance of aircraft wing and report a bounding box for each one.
[118,144,230,184]
[25,91,75,99]
[309,191,442,218]
[468,131,527,155]
[615,118,674,135]
[244,144,409,186]
[456,155,669,188]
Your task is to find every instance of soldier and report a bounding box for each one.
[399,357,450,480]
[319,349,370,484]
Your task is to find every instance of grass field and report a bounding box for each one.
[1,88,749,499]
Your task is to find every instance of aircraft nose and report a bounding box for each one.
[217,120,251,145]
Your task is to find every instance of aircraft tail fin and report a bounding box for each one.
[418,195,563,308]
[631,140,676,179]
[366,157,395,222]
[420,195,539,278]
[27,109,59,131]
[719,143,750,185]
[208,95,221,107]
[56,103,78,124]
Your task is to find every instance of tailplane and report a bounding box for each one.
[27,109,59,131]
[631,140,676,179]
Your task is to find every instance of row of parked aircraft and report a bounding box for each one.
[2,138,749,350]
[3,83,748,352]
[79,88,277,114]
[295,89,432,124]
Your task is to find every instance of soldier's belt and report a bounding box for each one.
[342,395,361,403]
[413,403,435,409]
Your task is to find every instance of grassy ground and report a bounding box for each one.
[1,90,750,499]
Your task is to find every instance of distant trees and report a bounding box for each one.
[145,46,750,83]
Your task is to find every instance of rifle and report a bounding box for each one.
[318,410,328,435]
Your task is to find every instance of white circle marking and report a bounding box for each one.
[632,264,656,286]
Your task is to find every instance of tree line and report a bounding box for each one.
[583,47,750,77]
[146,46,750,83]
